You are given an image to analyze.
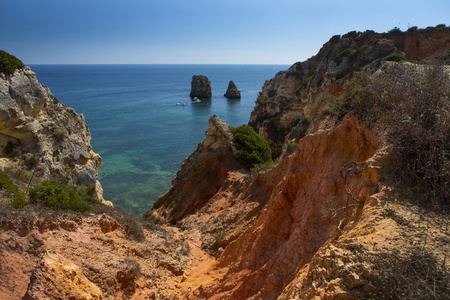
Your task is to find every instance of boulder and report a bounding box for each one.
[190,75,211,98]
[224,80,241,99]
[23,252,103,300]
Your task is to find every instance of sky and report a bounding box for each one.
[1,0,449,65]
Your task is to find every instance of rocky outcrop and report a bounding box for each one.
[23,252,103,300]
[249,26,450,158]
[180,116,383,299]
[151,115,241,223]
[0,212,192,300]
[0,66,107,203]
[190,75,212,98]
[224,81,241,99]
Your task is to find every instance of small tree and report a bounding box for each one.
[229,125,272,169]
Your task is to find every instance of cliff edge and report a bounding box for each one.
[0,64,107,203]
[151,25,449,299]
[249,26,450,157]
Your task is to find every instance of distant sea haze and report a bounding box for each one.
[30,64,289,216]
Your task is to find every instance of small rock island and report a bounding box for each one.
[190,75,211,98]
[224,80,241,99]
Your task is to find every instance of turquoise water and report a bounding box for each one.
[30,64,289,216]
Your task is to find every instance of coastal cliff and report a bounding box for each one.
[1,25,449,300]
[151,115,241,224]
[249,25,450,157]
[0,55,194,299]
[0,64,106,202]
[149,25,449,299]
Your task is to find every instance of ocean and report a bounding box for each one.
[30,64,289,216]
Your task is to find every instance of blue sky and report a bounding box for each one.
[2,0,449,64]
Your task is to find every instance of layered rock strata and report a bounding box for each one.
[224,80,241,99]
[0,67,107,203]
[190,75,212,98]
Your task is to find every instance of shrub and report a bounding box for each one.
[53,129,67,143]
[250,159,277,174]
[9,192,28,209]
[388,26,402,34]
[28,180,92,212]
[337,62,450,208]
[96,205,147,242]
[141,212,165,232]
[365,247,449,299]
[383,53,407,62]
[333,48,353,64]
[0,170,18,193]
[229,124,272,169]
[285,141,299,155]
[26,155,39,169]
[0,50,25,75]
[104,206,145,242]
[213,230,226,242]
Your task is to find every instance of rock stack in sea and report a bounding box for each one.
[224,80,241,99]
[190,75,211,98]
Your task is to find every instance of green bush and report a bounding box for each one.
[0,170,18,193]
[9,192,28,209]
[334,48,353,64]
[229,125,272,169]
[28,180,92,212]
[384,53,407,62]
[0,50,25,75]
[388,26,402,34]
[26,155,39,169]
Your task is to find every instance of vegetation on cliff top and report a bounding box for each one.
[28,180,95,213]
[1,169,147,242]
[0,50,25,75]
[312,62,449,209]
[229,124,272,169]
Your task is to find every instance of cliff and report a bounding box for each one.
[249,25,450,157]
[148,26,449,299]
[0,65,106,203]
[0,60,194,299]
[151,115,241,224]
[1,25,449,300]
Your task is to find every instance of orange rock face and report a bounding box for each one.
[0,212,191,300]
[23,252,103,300]
[164,115,383,299]
[151,115,241,224]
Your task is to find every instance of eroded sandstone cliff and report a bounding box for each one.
[1,26,449,299]
[148,26,449,299]
[0,66,106,203]
[151,115,241,224]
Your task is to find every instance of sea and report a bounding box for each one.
[30,64,290,217]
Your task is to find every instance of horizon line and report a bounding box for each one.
[27,63,293,66]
